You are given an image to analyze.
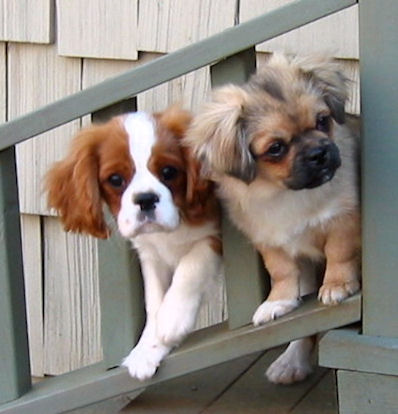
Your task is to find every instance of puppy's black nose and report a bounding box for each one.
[134,192,159,211]
[305,145,330,167]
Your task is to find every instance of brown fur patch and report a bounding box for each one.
[148,133,187,214]
[208,235,223,255]
[46,118,131,238]
[154,106,221,227]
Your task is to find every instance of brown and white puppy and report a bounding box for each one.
[185,54,360,384]
[46,106,222,380]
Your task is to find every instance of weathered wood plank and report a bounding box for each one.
[82,58,140,89]
[337,371,398,414]
[0,0,357,149]
[240,0,358,58]
[0,5,4,39]
[203,349,327,414]
[0,0,54,44]
[43,217,102,375]
[57,0,138,60]
[359,0,398,338]
[138,0,236,53]
[20,214,44,377]
[8,43,81,215]
[0,293,360,413]
[319,328,398,376]
[292,370,337,414]
[0,147,31,403]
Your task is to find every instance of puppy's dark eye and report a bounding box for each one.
[108,174,125,188]
[161,166,179,181]
[264,140,287,160]
[316,114,331,133]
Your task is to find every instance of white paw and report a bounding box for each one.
[121,342,170,381]
[156,295,200,346]
[252,299,300,326]
[266,352,313,385]
[318,280,360,305]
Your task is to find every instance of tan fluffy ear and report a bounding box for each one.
[185,84,256,183]
[292,55,348,124]
[45,128,109,239]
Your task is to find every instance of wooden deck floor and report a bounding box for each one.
[121,347,338,414]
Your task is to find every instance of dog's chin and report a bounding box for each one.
[133,216,180,237]
[135,221,167,235]
[285,168,337,191]
[118,217,180,239]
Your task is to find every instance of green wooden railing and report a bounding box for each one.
[0,1,396,413]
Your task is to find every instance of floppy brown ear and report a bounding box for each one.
[181,145,219,224]
[45,128,109,239]
[294,55,348,124]
[185,84,256,183]
[157,105,214,218]
[185,146,211,203]
[155,104,192,137]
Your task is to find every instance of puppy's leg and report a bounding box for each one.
[266,337,315,384]
[122,259,172,380]
[319,212,361,305]
[266,262,317,384]
[253,247,300,326]
[156,239,222,346]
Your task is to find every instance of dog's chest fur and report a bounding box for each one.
[218,172,353,260]
[132,220,218,270]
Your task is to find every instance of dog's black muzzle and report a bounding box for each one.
[285,137,341,190]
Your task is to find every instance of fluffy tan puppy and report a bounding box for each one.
[185,54,360,383]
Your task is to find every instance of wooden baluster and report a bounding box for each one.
[0,147,31,403]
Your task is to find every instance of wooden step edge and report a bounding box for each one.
[319,326,398,376]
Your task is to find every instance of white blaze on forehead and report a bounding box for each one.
[124,112,156,171]
[118,111,180,238]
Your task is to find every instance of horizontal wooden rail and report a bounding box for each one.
[0,294,361,414]
[319,328,398,377]
[0,0,357,150]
